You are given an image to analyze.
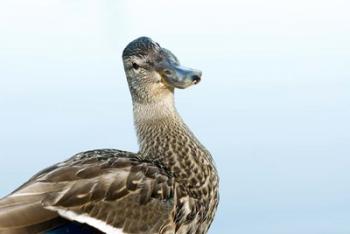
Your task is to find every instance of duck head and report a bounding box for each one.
[122,37,202,104]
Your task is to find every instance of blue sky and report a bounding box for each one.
[0,1,349,233]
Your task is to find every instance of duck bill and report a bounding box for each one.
[159,64,202,89]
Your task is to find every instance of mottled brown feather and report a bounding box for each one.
[0,150,175,233]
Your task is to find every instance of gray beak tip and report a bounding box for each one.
[191,72,202,85]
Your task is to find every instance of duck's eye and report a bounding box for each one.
[132,63,140,70]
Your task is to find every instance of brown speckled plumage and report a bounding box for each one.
[135,109,219,234]
[0,37,219,234]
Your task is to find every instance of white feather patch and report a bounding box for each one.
[46,206,125,234]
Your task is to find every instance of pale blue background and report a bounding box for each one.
[0,1,349,233]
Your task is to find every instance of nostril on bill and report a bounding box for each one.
[191,75,201,84]
[163,70,172,76]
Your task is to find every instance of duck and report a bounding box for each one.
[0,37,219,234]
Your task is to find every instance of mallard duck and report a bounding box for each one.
[0,37,219,234]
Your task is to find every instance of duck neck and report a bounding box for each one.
[133,93,213,178]
[133,92,178,127]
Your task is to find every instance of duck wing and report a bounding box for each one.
[0,149,175,234]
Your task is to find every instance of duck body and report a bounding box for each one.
[0,37,219,234]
